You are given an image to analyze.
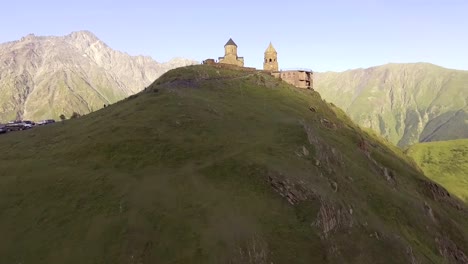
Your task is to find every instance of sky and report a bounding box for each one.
[1,0,467,72]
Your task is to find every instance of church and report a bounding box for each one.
[218,38,244,67]
[205,38,313,89]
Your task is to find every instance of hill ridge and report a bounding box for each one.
[1,65,466,263]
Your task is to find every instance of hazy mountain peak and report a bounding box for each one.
[20,33,37,42]
[67,30,99,42]
[64,30,105,51]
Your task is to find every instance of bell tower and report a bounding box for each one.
[263,42,278,72]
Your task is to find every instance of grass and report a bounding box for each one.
[0,65,466,263]
[406,139,468,202]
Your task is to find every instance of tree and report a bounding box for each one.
[70,112,81,119]
[59,114,66,122]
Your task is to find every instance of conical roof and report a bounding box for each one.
[265,42,277,53]
[224,38,237,47]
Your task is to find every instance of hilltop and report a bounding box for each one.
[407,139,468,202]
[0,65,466,263]
[314,63,468,147]
[0,31,196,121]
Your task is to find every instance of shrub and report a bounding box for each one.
[70,112,81,119]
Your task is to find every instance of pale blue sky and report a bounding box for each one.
[2,0,467,72]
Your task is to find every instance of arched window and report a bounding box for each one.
[269,58,272,62]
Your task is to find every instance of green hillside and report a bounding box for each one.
[0,65,467,263]
[314,63,468,147]
[407,139,468,202]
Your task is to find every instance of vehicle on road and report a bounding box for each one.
[22,120,35,128]
[37,119,56,125]
[0,125,7,134]
[5,121,32,131]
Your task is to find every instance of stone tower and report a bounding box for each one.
[218,38,244,67]
[263,42,278,72]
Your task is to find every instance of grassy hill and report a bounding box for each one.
[314,63,468,147]
[407,139,468,202]
[0,65,467,263]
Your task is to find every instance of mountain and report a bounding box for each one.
[406,139,468,202]
[0,65,466,263]
[0,31,196,121]
[314,63,468,147]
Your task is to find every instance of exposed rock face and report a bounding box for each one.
[0,31,197,121]
[267,172,314,205]
[302,121,344,174]
[436,236,468,264]
[267,171,352,238]
[420,180,466,211]
[314,200,353,238]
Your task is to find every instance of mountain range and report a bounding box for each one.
[314,63,468,147]
[0,31,196,121]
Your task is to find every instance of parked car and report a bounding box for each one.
[22,120,35,128]
[0,125,7,134]
[5,121,31,131]
[37,119,56,125]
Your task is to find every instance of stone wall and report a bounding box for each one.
[219,54,244,67]
[276,70,313,89]
[202,59,216,65]
[210,63,257,72]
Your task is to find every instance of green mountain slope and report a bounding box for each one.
[314,63,468,147]
[0,65,467,263]
[406,139,468,202]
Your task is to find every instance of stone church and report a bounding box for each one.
[205,38,313,89]
[218,38,244,67]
